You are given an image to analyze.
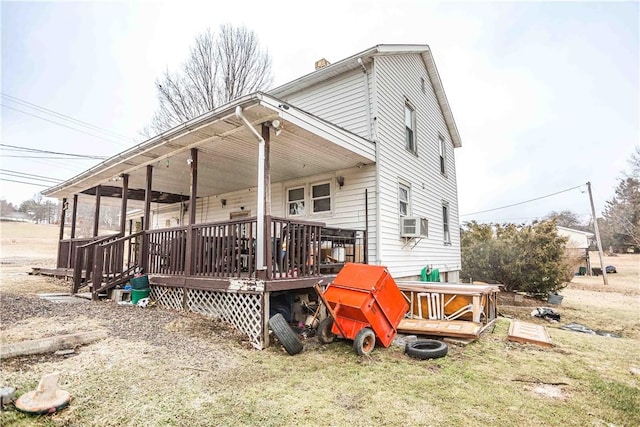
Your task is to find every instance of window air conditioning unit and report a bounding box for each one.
[401,217,428,238]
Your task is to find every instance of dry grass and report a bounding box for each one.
[1,224,639,426]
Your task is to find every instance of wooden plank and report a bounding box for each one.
[397,318,482,339]
[508,321,552,347]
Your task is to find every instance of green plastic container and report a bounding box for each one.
[131,288,150,304]
[130,275,149,290]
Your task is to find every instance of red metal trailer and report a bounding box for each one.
[315,263,409,355]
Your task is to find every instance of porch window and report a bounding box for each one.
[442,202,451,244]
[288,187,305,215]
[439,133,447,176]
[399,183,410,217]
[405,102,416,154]
[312,182,331,213]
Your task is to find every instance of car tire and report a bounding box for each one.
[269,313,303,355]
[317,317,336,344]
[353,327,375,356]
[405,339,448,360]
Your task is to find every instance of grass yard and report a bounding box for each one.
[1,223,639,426]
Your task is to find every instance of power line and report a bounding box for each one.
[0,143,108,160]
[1,93,133,141]
[460,184,586,217]
[0,169,62,183]
[1,104,129,147]
[1,155,102,160]
[0,177,51,187]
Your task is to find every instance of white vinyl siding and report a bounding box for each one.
[373,53,461,279]
[272,68,371,139]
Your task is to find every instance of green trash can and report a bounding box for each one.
[131,288,150,304]
[578,266,587,276]
[130,275,149,290]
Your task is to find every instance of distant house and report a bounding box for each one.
[557,226,595,275]
[42,44,463,348]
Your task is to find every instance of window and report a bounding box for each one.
[399,183,410,217]
[312,182,331,213]
[438,134,447,175]
[404,103,416,153]
[288,187,305,216]
[442,202,451,244]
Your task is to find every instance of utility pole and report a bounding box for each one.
[587,181,608,285]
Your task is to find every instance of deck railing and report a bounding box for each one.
[91,231,143,299]
[64,217,366,294]
[57,237,98,269]
[72,233,121,293]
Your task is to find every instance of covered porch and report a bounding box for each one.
[45,93,375,348]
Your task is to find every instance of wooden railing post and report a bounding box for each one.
[72,247,84,294]
[265,215,272,279]
[92,245,105,301]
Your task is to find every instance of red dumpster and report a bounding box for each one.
[316,263,409,355]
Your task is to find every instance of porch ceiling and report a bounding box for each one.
[44,94,375,202]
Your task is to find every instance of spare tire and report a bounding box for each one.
[405,339,448,360]
[317,317,336,344]
[269,313,303,355]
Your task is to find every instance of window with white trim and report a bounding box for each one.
[439,133,447,175]
[399,183,410,217]
[442,202,451,244]
[287,187,305,216]
[404,102,416,154]
[311,182,331,213]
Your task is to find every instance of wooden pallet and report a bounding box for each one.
[397,318,483,339]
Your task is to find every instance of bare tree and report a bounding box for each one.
[145,24,273,136]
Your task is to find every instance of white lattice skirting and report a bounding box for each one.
[150,285,264,349]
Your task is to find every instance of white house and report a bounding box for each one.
[44,44,463,348]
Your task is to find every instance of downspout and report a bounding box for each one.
[369,57,382,265]
[235,106,266,271]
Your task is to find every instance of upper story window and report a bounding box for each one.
[288,187,305,216]
[439,133,447,176]
[399,183,411,217]
[312,182,331,213]
[442,202,451,244]
[404,103,416,154]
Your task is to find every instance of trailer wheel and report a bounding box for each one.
[353,327,375,356]
[269,313,303,355]
[317,317,336,344]
[405,339,448,360]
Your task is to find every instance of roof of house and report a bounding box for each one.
[270,44,462,148]
[43,44,461,200]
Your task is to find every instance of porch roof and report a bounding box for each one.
[42,93,375,202]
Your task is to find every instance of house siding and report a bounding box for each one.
[373,54,461,280]
[273,68,371,139]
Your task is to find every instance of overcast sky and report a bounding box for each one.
[1,0,638,224]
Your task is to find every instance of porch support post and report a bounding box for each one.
[262,124,272,278]
[58,198,67,241]
[57,198,67,269]
[93,185,101,237]
[119,174,129,234]
[185,148,198,276]
[141,165,153,273]
[235,106,265,273]
[189,148,198,226]
[70,194,78,239]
